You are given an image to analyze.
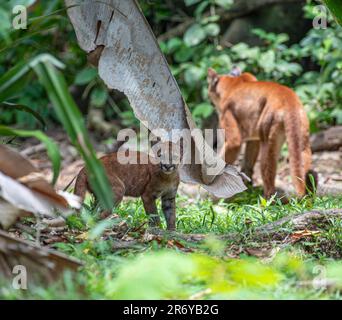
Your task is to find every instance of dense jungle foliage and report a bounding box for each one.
[0,0,342,300]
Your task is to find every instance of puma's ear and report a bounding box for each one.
[208,68,217,78]
[229,66,242,77]
[208,68,219,88]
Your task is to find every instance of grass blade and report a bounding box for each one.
[1,102,47,129]
[0,53,114,208]
[32,60,113,209]
[324,0,342,25]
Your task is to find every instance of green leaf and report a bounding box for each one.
[174,46,194,63]
[32,60,114,209]
[0,102,46,129]
[258,51,276,73]
[215,0,233,9]
[184,66,205,86]
[74,68,98,86]
[0,125,61,185]
[194,1,210,17]
[91,88,108,107]
[166,37,183,53]
[184,24,207,47]
[204,23,220,37]
[231,43,260,60]
[0,54,114,209]
[0,54,64,103]
[324,0,342,25]
[332,109,342,124]
[193,102,213,119]
[0,60,32,102]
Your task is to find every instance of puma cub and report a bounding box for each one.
[208,68,317,198]
[74,143,180,230]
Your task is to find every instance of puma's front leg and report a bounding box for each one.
[161,191,177,231]
[142,194,160,227]
[220,110,242,164]
[242,141,260,184]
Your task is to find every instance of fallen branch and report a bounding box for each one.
[311,126,342,152]
[149,209,342,243]
[158,0,304,42]
[253,208,342,235]
[20,143,45,157]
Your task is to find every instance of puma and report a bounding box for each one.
[208,68,317,199]
[74,142,180,230]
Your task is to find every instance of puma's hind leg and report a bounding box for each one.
[100,175,125,219]
[260,123,285,199]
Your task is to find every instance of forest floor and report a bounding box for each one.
[3,130,342,300]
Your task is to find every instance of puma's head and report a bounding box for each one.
[207,67,257,110]
[207,68,221,107]
[153,141,181,175]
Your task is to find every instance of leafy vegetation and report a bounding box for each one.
[1,1,341,131]
[157,1,342,129]
[1,193,342,300]
[0,3,113,208]
[324,0,342,26]
[0,0,341,300]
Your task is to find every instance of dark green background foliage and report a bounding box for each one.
[0,0,341,132]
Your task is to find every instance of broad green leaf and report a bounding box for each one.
[0,125,60,185]
[74,68,98,86]
[166,37,183,53]
[258,51,276,73]
[184,23,207,47]
[215,0,233,9]
[193,102,213,119]
[174,46,195,63]
[204,23,220,37]
[194,1,210,17]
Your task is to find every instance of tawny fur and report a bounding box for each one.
[208,69,317,199]
[74,151,180,230]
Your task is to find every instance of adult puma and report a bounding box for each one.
[208,68,317,199]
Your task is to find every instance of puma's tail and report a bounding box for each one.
[284,107,316,197]
[74,168,88,201]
